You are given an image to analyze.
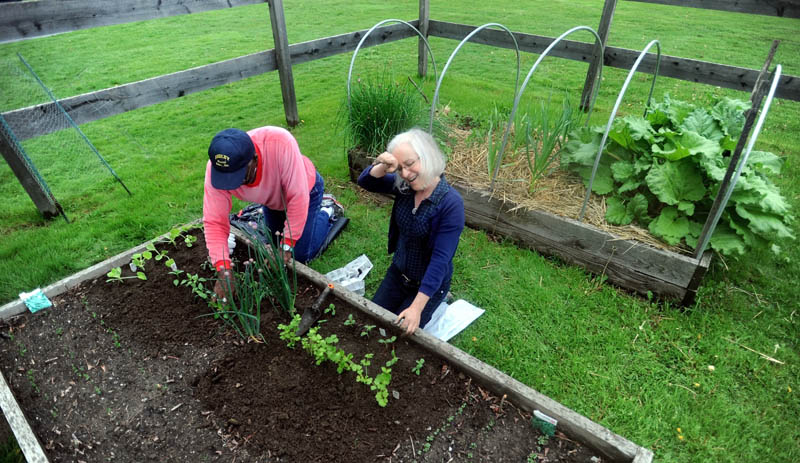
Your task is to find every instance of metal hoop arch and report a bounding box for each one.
[491,25,604,191]
[693,64,782,259]
[428,23,521,134]
[346,19,438,112]
[578,39,662,221]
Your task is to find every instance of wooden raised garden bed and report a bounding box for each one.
[348,151,712,305]
[0,227,653,462]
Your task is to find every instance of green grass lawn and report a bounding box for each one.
[1,1,798,462]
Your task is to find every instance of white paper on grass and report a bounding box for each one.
[423,299,484,342]
[325,254,373,296]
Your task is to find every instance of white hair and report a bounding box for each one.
[386,128,445,191]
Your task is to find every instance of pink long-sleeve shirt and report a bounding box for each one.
[203,126,316,268]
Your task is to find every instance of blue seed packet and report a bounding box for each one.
[19,288,53,313]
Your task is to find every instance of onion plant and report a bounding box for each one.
[212,226,297,342]
[521,94,581,192]
[472,94,581,191]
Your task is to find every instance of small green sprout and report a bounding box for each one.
[360,324,376,337]
[324,303,336,315]
[412,358,425,375]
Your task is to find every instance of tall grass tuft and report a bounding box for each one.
[342,74,429,155]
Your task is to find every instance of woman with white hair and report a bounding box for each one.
[358,128,465,335]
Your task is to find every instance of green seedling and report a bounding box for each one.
[343,314,356,326]
[146,242,169,262]
[360,324,376,337]
[26,369,39,393]
[412,358,425,375]
[537,434,549,446]
[324,303,336,316]
[183,233,197,247]
[106,267,147,282]
[378,335,397,345]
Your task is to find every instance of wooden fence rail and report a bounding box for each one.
[0,0,266,43]
[427,20,800,102]
[625,0,800,18]
[2,22,418,141]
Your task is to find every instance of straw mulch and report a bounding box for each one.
[444,125,694,255]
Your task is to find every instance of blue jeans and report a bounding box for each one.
[262,172,332,263]
[372,263,450,329]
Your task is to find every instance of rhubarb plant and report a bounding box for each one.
[561,95,794,256]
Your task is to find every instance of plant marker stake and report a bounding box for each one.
[693,41,780,259]
[16,53,132,196]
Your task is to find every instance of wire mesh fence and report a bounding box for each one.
[0,54,130,221]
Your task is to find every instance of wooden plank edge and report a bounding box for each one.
[0,371,49,462]
[0,220,202,320]
[294,260,651,462]
[680,249,713,306]
[632,445,655,463]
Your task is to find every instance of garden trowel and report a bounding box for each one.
[295,283,334,336]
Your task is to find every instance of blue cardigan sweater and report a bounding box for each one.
[358,166,465,297]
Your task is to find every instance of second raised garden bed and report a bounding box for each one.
[348,151,711,305]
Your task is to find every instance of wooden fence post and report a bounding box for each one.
[418,0,430,77]
[0,117,63,219]
[580,0,617,110]
[268,0,299,127]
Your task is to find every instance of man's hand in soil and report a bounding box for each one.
[213,269,236,304]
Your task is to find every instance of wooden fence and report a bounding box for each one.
[0,0,796,239]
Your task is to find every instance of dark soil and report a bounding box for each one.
[0,231,605,462]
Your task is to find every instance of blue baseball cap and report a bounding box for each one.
[207,128,255,190]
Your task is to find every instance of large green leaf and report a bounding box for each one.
[735,204,795,239]
[696,150,728,181]
[746,150,783,175]
[611,161,635,182]
[684,219,704,249]
[651,140,691,161]
[681,108,723,141]
[646,159,706,206]
[562,127,603,167]
[606,197,632,225]
[679,131,722,158]
[678,200,695,216]
[608,116,654,152]
[577,163,615,195]
[648,206,690,245]
[627,193,651,223]
[734,173,790,214]
[659,94,695,126]
[712,97,749,138]
[709,221,747,255]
